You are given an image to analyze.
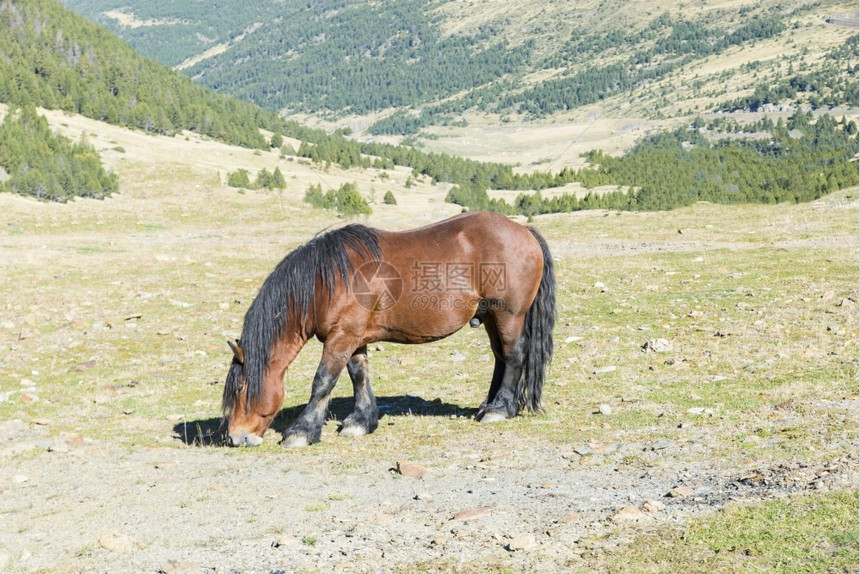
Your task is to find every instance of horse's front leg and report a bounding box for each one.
[281,342,353,447]
[340,345,379,437]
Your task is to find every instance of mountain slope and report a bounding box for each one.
[0,0,279,149]
[61,0,858,135]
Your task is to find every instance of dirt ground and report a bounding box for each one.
[0,410,857,574]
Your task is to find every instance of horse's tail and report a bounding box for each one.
[518,227,556,414]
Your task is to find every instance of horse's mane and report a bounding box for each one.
[223,224,381,415]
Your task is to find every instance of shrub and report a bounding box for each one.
[303,182,371,215]
[226,169,251,188]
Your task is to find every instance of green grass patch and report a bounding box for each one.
[603,491,859,573]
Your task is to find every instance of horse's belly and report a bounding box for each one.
[374,295,477,343]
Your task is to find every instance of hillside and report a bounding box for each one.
[0,0,278,149]
[60,0,858,139]
[2,0,855,210]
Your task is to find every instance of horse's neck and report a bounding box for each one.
[269,330,307,378]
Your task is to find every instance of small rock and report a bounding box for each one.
[12,474,29,484]
[507,533,536,551]
[598,404,612,416]
[274,534,302,548]
[594,365,616,374]
[612,506,648,522]
[774,399,795,411]
[18,328,38,340]
[650,440,673,451]
[642,500,666,513]
[99,532,137,553]
[479,451,511,462]
[66,435,85,448]
[449,350,466,362]
[48,442,69,453]
[159,560,200,574]
[453,529,471,541]
[0,551,9,569]
[396,461,427,479]
[451,507,489,521]
[573,445,595,456]
[414,492,433,501]
[20,393,39,404]
[564,336,581,343]
[593,443,620,454]
[556,512,581,524]
[69,360,97,372]
[667,485,695,498]
[642,338,673,353]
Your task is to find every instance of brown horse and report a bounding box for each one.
[222,211,555,447]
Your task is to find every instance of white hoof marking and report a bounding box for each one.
[339,425,368,437]
[281,435,309,448]
[479,411,507,423]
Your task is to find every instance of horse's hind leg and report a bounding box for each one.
[478,318,506,413]
[340,345,379,437]
[477,313,526,423]
[282,339,353,447]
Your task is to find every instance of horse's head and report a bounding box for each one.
[222,340,283,447]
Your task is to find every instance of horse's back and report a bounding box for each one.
[381,211,539,262]
[379,211,544,309]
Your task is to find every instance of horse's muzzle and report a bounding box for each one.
[227,431,264,447]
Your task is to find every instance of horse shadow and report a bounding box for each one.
[172,395,475,447]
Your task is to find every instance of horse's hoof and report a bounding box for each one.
[281,434,309,448]
[477,411,507,423]
[339,424,368,437]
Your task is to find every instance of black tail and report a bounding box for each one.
[518,227,556,413]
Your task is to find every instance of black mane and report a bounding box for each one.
[223,224,381,414]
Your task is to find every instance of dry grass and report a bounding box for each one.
[0,108,856,573]
[1,110,856,464]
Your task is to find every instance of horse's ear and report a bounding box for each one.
[227,339,245,364]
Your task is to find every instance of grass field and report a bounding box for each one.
[0,110,856,572]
